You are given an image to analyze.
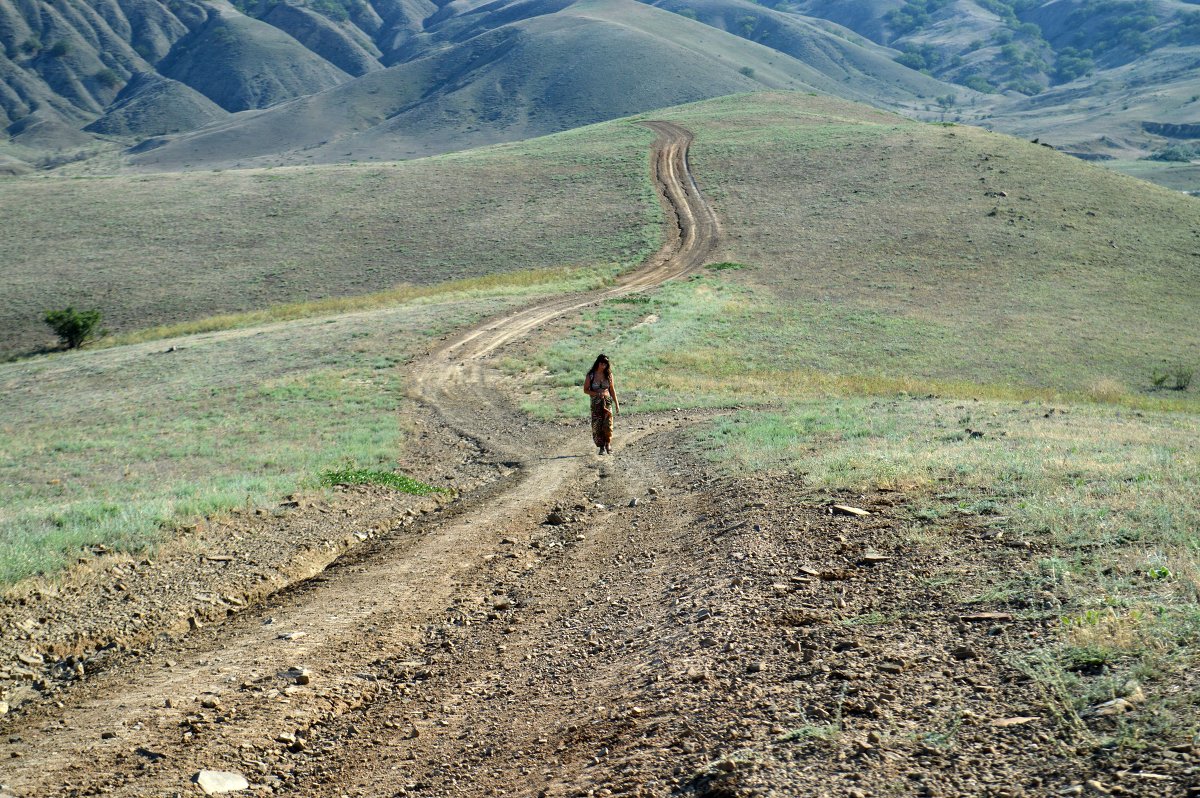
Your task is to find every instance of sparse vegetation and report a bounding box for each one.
[0,287,547,585]
[510,93,1199,751]
[92,68,121,88]
[0,124,662,357]
[1147,143,1200,163]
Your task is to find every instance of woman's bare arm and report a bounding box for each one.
[608,375,619,414]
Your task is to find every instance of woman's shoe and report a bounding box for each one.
[605,445,613,454]
[598,446,605,455]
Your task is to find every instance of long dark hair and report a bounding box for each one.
[589,354,611,380]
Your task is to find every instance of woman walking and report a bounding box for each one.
[584,354,620,454]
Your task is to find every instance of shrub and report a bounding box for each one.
[1147,143,1200,162]
[93,68,121,88]
[46,40,70,58]
[1151,365,1194,391]
[43,307,104,349]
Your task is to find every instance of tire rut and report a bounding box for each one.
[1,123,719,797]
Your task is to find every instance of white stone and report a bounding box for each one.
[195,769,249,794]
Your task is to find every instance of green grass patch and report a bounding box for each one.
[318,467,444,495]
[0,290,542,586]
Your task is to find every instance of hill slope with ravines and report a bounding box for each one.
[1,0,1197,174]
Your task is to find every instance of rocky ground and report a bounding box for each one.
[2,123,1196,797]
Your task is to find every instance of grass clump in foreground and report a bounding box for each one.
[319,468,444,496]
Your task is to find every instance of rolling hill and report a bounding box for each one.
[126,0,961,170]
[2,0,1197,172]
[5,91,1197,387]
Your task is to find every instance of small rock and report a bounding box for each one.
[950,646,979,660]
[628,498,639,508]
[194,769,249,794]
[277,631,306,641]
[989,716,1039,728]
[200,697,221,710]
[746,661,765,674]
[1121,680,1146,704]
[686,667,707,682]
[960,612,1013,623]
[1087,698,1133,717]
[545,511,567,526]
[16,653,42,667]
[832,504,870,517]
[492,597,513,611]
[867,730,882,745]
[0,702,7,716]
[100,731,117,739]
[647,487,658,495]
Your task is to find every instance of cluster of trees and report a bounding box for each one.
[885,0,1196,96]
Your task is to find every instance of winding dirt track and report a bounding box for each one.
[3,123,719,797]
[411,120,719,457]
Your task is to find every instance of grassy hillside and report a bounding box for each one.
[0,282,572,585]
[0,121,662,357]
[512,90,1200,750]
[5,90,1200,748]
[521,92,1199,414]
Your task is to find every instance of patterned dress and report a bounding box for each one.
[588,371,613,448]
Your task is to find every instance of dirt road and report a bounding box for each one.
[4,124,1192,798]
[0,122,724,796]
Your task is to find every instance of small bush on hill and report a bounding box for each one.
[43,307,104,350]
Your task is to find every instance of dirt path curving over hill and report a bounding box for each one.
[4,123,1194,798]
[0,122,722,797]
[409,120,720,459]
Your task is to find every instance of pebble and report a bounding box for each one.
[195,769,249,794]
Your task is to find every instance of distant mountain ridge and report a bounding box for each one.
[0,0,1196,169]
